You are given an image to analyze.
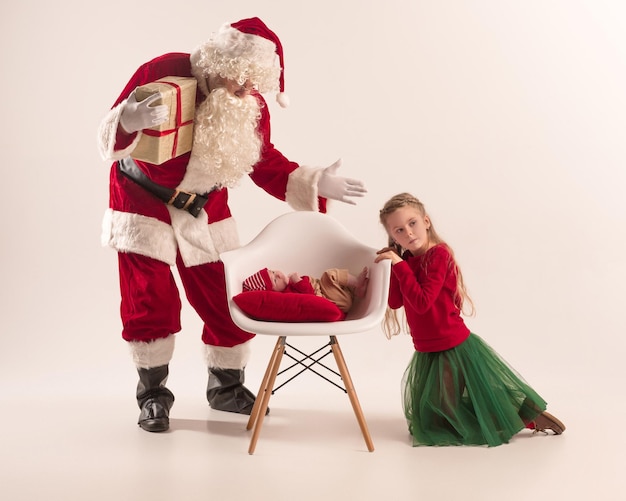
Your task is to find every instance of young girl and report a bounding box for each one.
[374,193,565,447]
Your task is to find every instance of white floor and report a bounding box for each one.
[0,333,622,501]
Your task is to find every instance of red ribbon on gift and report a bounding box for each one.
[142,80,193,157]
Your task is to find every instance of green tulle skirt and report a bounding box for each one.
[403,333,547,447]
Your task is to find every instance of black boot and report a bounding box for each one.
[136,365,175,432]
[206,368,266,416]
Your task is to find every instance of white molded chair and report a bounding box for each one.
[221,211,391,454]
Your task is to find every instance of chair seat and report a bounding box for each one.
[221,211,391,336]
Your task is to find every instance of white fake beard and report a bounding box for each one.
[178,87,262,193]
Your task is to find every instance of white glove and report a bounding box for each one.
[317,159,367,205]
[119,90,169,134]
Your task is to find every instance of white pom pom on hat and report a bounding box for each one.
[276,91,290,108]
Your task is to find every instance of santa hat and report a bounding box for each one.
[243,268,273,292]
[190,17,289,108]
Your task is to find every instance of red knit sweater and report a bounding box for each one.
[388,244,470,352]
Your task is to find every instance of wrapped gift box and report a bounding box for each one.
[131,76,197,165]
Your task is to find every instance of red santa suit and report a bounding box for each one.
[97,47,327,372]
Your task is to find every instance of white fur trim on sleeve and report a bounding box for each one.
[204,340,252,369]
[101,208,178,265]
[129,335,176,369]
[97,100,142,162]
[285,165,324,211]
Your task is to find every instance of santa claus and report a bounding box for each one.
[97,17,366,432]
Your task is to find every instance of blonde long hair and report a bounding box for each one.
[379,193,475,338]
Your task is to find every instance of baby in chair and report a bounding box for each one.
[242,267,369,313]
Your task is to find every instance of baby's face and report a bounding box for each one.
[268,269,289,292]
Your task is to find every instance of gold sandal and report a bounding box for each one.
[532,411,566,435]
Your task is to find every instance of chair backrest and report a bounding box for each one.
[221,211,391,336]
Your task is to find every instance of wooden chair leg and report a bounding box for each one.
[247,336,284,431]
[248,336,286,455]
[329,336,375,452]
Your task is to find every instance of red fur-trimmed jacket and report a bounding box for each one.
[97,52,327,267]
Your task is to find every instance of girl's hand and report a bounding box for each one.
[375,247,403,265]
[289,272,301,283]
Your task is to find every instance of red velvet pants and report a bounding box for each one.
[117,251,255,347]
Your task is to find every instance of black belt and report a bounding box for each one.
[118,157,209,218]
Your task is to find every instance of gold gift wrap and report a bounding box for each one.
[131,76,197,165]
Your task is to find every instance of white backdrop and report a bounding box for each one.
[1,0,625,464]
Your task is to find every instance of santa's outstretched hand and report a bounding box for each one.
[119,90,169,134]
[317,159,367,205]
